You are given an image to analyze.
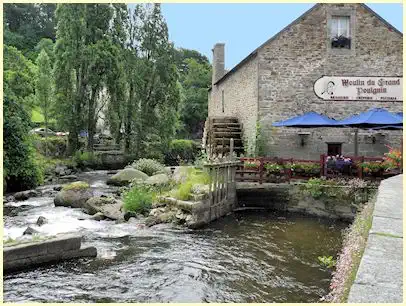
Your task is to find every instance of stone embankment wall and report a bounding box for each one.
[236,182,372,220]
[348,174,402,302]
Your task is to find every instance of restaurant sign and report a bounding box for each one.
[314,76,402,101]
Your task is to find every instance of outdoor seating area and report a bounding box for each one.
[237,150,402,184]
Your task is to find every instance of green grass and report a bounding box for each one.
[31,107,45,123]
[62,181,90,191]
[31,106,57,124]
[123,185,154,214]
[171,168,210,201]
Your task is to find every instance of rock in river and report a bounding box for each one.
[106,168,149,186]
[14,190,40,201]
[36,216,48,226]
[83,196,123,220]
[23,226,39,235]
[54,181,93,209]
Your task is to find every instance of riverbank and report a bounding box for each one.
[348,174,403,303]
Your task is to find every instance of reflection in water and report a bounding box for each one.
[3,171,346,303]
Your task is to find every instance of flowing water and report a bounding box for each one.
[3,171,347,303]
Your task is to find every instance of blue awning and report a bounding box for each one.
[272,112,337,127]
[334,108,403,126]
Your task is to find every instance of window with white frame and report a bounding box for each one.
[331,16,351,49]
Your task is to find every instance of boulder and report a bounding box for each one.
[145,215,161,227]
[90,212,106,221]
[124,211,138,221]
[14,190,40,201]
[191,184,209,195]
[54,182,93,209]
[106,168,148,186]
[36,216,48,226]
[23,226,39,235]
[149,207,166,217]
[145,173,170,186]
[83,196,123,220]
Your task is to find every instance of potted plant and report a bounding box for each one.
[264,162,285,182]
[243,160,260,171]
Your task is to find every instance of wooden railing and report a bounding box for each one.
[237,154,400,184]
[203,160,241,220]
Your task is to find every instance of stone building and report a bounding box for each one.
[206,3,402,159]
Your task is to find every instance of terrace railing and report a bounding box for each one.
[237,154,400,184]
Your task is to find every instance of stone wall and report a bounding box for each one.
[209,56,259,154]
[237,182,374,221]
[256,3,403,158]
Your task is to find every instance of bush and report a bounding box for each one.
[4,97,44,191]
[264,162,285,174]
[171,168,211,200]
[123,185,154,214]
[165,139,200,166]
[33,135,68,157]
[131,158,166,176]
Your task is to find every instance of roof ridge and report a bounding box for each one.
[212,3,402,88]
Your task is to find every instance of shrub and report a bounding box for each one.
[33,135,68,157]
[4,97,44,192]
[62,181,90,191]
[131,158,166,176]
[123,185,154,214]
[288,162,321,174]
[318,255,337,269]
[302,177,375,203]
[264,162,285,174]
[384,145,402,169]
[165,139,200,166]
[359,161,384,173]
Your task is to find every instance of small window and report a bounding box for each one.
[327,143,342,156]
[221,90,225,113]
[331,16,351,49]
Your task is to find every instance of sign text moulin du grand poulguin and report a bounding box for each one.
[314,76,403,101]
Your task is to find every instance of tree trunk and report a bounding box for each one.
[87,86,99,152]
[44,108,49,157]
[124,84,134,154]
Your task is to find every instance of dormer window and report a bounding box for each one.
[331,16,351,49]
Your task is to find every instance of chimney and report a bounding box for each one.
[212,43,225,85]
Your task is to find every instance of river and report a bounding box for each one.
[3,171,347,303]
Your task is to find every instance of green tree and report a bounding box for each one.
[53,4,86,154]
[4,3,56,60]
[35,49,53,155]
[123,4,180,157]
[3,45,43,191]
[177,57,211,139]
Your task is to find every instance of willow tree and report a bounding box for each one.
[35,49,53,155]
[53,4,122,153]
[53,4,87,154]
[124,4,180,157]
